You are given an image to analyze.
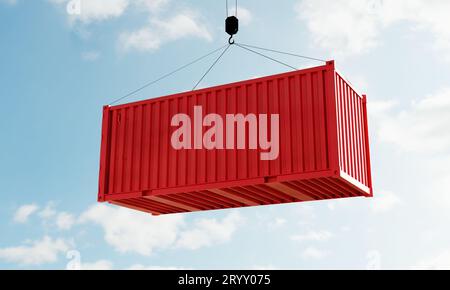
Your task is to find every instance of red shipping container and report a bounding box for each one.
[98,61,373,215]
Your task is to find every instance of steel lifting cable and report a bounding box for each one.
[108,0,327,105]
[237,42,327,63]
[193,40,325,90]
[225,0,238,17]
[191,1,238,90]
[192,44,232,91]
[234,43,299,71]
[226,0,228,17]
[108,44,228,106]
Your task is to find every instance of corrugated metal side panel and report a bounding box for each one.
[103,66,334,197]
[334,72,371,192]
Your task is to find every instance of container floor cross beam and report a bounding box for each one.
[98,60,373,216]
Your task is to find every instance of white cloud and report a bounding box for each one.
[49,0,129,24]
[175,212,243,250]
[369,99,398,116]
[370,91,450,209]
[80,204,242,255]
[0,236,69,265]
[38,202,57,219]
[370,190,401,213]
[297,0,450,59]
[120,12,212,52]
[301,247,328,259]
[79,204,183,256]
[49,0,169,23]
[9,201,243,260]
[119,27,161,51]
[297,0,382,56]
[415,249,450,270]
[56,212,76,230]
[48,1,211,52]
[372,88,450,153]
[13,204,39,223]
[425,156,450,207]
[34,202,75,230]
[291,230,333,242]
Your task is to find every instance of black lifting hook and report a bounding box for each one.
[228,35,235,45]
[225,15,239,44]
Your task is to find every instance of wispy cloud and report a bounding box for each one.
[13,204,39,224]
[0,236,69,266]
[373,88,450,153]
[175,212,243,250]
[48,0,130,24]
[79,204,183,256]
[8,201,244,261]
[79,204,242,256]
[48,1,212,52]
[55,212,76,230]
[297,0,450,60]
[119,11,212,52]
[19,201,75,230]
[38,202,57,219]
[49,0,170,24]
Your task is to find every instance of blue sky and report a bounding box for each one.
[1,0,450,270]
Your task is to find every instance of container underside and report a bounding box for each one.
[107,174,369,216]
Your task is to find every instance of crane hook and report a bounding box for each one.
[225,15,238,45]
